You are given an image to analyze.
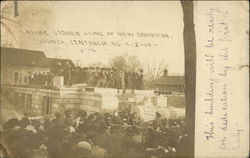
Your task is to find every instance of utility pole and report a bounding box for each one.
[181,1,196,158]
[14,0,19,17]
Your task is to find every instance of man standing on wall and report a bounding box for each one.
[66,61,72,86]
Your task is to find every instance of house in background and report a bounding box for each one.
[152,70,185,94]
[1,47,50,85]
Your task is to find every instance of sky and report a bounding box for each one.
[1,1,184,75]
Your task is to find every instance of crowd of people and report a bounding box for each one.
[14,72,54,87]
[1,111,188,158]
[64,66,144,90]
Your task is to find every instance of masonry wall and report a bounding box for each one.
[1,86,185,120]
[1,86,119,117]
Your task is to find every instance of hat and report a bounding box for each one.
[31,119,41,127]
[54,112,61,118]
[133,125,142,134]
[110,117,123,127]
[125,126,133,133]
[19,117,30,128]
[4,118,19,130]
[156,112,161,116]
[64,110,71,115]
[75,141,92,152]
[77,111,87,118]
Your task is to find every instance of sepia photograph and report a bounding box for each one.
[0,1,191,158]
[0,1,248,158]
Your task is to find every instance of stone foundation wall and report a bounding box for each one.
[1,86,185,118]
[1,86,119,117]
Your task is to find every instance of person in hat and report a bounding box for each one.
[30,119,45,149]
[105,68,110,87]
[51,112,62,125]
[88,67,95,86]
[1,118,20,158]
[43,115,51,131]
[104,116,125,158]
[64,110,71,117]
[61,110,75,158]
[90,138,108,158]
[75,111,88,133]
[3,118,19,131]
[74,111,89,142]
[92,67,100,86]
[121,125,143,158]
[63,110,73,126]
[90,113,108,149]
[82,67,89,83]
[19,117,30,129]
[153,112,163,131]
[137,69,144,90]
[96,67,106,87]
[14,117,37,157]
[45,114,64,158]
[109,68,117,88]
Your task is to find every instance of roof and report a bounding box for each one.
[153,76,185,86]
[1,47,49,67]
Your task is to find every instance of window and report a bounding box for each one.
[13,72,18,85]
[13,92,19,107]
[43,96,52,115]
[20,93,25,108]
[27,94,32,109]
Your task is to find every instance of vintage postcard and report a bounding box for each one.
[0,1,248,158]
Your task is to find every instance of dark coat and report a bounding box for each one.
[105,131,125,158]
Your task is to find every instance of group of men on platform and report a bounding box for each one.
[13,64,144,90]
[14,72,54,87]
[61,66,144,90]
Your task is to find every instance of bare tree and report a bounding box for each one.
[109,54,127,70]
[126,55,141,72]
[109,54,141,72]
[142,60,167,89]
[144,60,167,81]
